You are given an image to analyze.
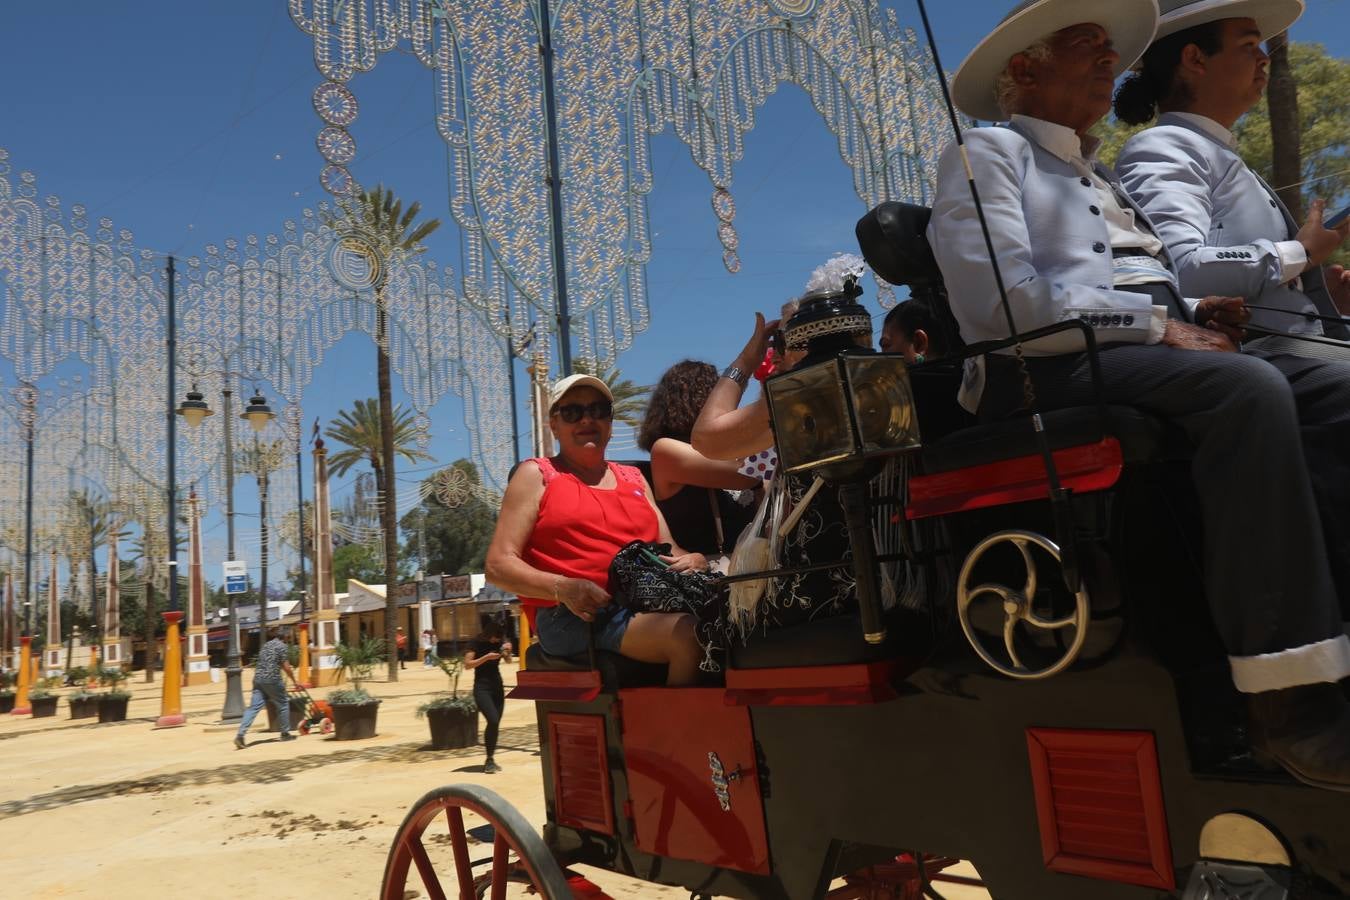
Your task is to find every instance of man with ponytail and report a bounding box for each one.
[1116,0,1350,344]
[931,0,1350,793]
[1116,0,1350,613]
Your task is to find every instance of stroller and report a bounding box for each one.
[289,682,334,736]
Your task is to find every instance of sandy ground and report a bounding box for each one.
[0,664,989,899]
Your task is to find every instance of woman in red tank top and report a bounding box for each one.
[486,374,709,686]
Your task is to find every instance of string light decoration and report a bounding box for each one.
[288,0,950,369]
[0,147,518,523]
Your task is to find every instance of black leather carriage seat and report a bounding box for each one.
[523,642,667,690]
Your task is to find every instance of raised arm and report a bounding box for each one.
[691,313,777,459]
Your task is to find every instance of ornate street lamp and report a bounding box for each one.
[175,388,214,429]
[241,393,275,433]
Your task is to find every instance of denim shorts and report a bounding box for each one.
[535,604,632,659]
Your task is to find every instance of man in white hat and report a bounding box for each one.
[1115,0,1350,610]
[1116,0,1350,342]
[929,0,1350,791]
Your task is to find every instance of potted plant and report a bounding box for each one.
[97,665,132,723]
[68,686,101,719]
[327,637,385,740]
[64,665,89,688]
[416,654,478,750]
[29,677,61,718]
[0,670,15,715]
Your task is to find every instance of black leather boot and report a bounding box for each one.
[1248,682,1350,792]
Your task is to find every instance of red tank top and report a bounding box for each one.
[519,457,658,626]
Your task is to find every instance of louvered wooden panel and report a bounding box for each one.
[549,713,614,835]
[1026,728,1175,890]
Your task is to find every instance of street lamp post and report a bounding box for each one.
[158,255,187,729]
[241,392,276,645]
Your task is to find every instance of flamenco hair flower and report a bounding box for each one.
[804,252,868,294]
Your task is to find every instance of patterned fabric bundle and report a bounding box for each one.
[607,541,726,673]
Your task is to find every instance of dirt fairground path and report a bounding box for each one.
[0,663,987,898]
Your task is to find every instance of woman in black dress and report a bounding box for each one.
[463,618,512,774]
[639,360,759,561]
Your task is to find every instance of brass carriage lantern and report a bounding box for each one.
[764,282,922,482]
[240,391,275,433]
[762,279,922,644]
[175,387,214,428]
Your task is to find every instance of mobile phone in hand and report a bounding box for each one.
[1326,205,1350,230]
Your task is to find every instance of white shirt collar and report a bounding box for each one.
[1166,112,1238,150]
[1010,114,1102,165]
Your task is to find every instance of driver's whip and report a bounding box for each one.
[911,0,1081,592]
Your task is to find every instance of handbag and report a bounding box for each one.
[608,541,725,672]
[726,474,785,633]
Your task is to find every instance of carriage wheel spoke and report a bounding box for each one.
[447,806,476,900]
[409,836,449,900]
[1003,617,1025,671]
[490,831,510,900]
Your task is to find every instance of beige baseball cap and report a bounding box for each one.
[548,374,614,411]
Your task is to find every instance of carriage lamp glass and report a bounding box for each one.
[240,392,275,433]
[175,388,214,428]
[765,351,921,476]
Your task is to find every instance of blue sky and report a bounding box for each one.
[2,0,1346,592]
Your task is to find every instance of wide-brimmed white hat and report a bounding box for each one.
[548,373,613,411]
[1155,0,1303,40]
[953,0,1160,122]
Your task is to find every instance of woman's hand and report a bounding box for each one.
[662,551,709,573]
[555,577,611,622]
[734,313,782,371]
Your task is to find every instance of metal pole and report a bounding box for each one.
[537,0,573,373]
[166,256,180,613]
[296,446,307,622]
[258,436,269,637]
[220,377,243,720]
[22,385,35,636]
[506,342,522,464]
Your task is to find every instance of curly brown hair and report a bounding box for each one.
[637,360,718,451]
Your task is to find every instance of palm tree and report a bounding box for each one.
[238,438,288,635]
[571,359,650,428]
[64,491,125,639]
[326,186,441,681]
[325,399,434,674]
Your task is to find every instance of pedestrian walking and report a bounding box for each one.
[464,618,512,774]
[396,626,408,670]
[234,627,297,749]
[421,628,436,667]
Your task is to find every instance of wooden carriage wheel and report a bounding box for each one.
[380,784,574,900]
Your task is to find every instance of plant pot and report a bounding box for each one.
[69,696,101,719]
[98,695,130,723]
[330,699,380,741]
[265,696,309,733]
[426,705,478,750]
[30,696,58,718]
[0,693,14,715]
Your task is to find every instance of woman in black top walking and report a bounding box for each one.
[464,618,512,774]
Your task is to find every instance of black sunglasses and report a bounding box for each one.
[553,400,613,423]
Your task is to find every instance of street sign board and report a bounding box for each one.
[223,561,248,595]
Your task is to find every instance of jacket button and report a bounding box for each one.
[1080,177,1092,187]
[1092,241,1106,253]
[1269,198,1278,208]
[1089,205,1101,215]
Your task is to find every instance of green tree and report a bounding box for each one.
[325,186,441,682]
[64,491,125,639]
[331,542,389,592]
[570,359,650,428]
[1093,42,1350,228]
[400,460,498,577]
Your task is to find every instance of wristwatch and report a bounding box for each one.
[721,365,749,388]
